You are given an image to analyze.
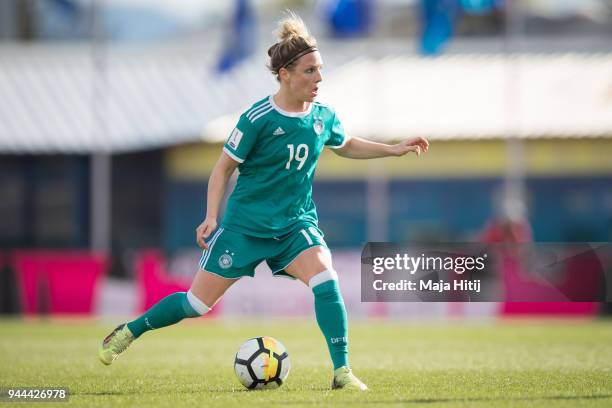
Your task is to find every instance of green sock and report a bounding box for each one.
[312,279,349,370]
[127,292,203,338]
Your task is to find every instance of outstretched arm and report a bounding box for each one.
[332,136,429,159]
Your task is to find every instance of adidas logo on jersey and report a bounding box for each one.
[273,127,286,136]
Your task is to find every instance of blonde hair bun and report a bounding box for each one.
[267,11,318,79]
[276,11,311,43]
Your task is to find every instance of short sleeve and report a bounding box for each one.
[223,115,258,163]
[325,112,350,149]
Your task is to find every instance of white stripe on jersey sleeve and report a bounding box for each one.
[223,146,245,163]
[250,106,274,123]
[327,135,351,149]
[246,102,271,121]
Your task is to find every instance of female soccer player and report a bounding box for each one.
[99,13,429,391]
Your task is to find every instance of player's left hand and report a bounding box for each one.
[391,137,429,157]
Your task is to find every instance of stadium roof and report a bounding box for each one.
[0,45,276,153]
[1,45,611,153]
[205,53,612,142]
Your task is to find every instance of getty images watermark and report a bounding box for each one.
[361,243,612,302]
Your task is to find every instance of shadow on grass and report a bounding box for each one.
[77,385,338,395]
[270,394,612,405]
[76,388,257,396]
[75,391,612,402]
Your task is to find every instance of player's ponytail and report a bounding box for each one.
[267,11,318,81]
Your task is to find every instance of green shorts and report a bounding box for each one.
[198,222,327,279]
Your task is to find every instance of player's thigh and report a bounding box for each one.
[190,269,238,307]
[192,227,263,306]
[284,246,333,286]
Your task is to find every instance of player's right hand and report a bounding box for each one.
[196,218,217,250]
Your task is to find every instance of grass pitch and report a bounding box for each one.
[1,318,611,407]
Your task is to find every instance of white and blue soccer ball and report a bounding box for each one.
[234,336,290,390]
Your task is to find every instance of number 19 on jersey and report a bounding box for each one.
[286,144,308,170]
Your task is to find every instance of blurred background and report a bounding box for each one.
[0,0,611,320]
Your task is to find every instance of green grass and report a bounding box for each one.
[1,318,611,407]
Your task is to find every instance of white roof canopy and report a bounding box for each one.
[1,46,611,154]
[205,54,612,141]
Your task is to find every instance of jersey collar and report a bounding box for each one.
[269,95,312,118]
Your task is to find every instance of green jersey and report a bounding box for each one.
[221,95,349,238]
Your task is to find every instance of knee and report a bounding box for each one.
[184,290,212,316]
[309,269,340,295]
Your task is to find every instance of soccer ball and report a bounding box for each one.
[234,336,290,390]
